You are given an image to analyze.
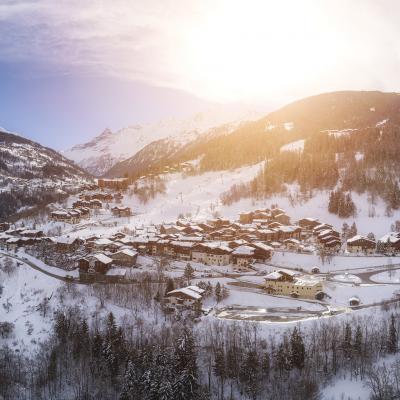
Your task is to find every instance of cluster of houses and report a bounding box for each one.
[49,190,131,224]
[97,177,129,190]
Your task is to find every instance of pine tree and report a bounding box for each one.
[349,222,358,238]
[342,323,352,361]
[213,347,226,399]
[165,278,175,295]
[240,350,260,400]
[215,282,222,303]
[276,341,290,375]
[120,360,139,400]
[183,263,195,285]
[387,314,397,353]
[353,325,362,356]
[173,326,198,400]
[290,327,305,370]
[261,352,270,377]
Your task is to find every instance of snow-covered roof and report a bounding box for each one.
[264,271,282,280]
[92,253,113,264]
[347,235,375,244]
[94,238,113,246]
[379,232,400,244]
[115,249,137,257]
[252,242,274,252]
[167,285,204,300]
[232,245,255,256]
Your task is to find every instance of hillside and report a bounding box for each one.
[106,91,400,220]
[0,128,93,220]
[64,105,261,176]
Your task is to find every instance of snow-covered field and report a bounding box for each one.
[271,251,400,273]
[326,281,400,307]
[370,270,400,283]
[103,165,400,238]
[123,163,264,226]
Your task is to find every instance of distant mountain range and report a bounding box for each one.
[63,105,262,176]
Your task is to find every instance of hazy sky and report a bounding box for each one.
[1,0,400,149]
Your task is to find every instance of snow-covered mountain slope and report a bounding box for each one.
[0,127,92,219]
[63,105,261,176]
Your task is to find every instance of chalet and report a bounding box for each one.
[54,237,82,252]
[197,223,214,232]
[72,200,89,209]
[89,199,102,209]
[170,241,194,260]
[268,221,282,229]
[228,239,249,249]
[322,238,341,252]
[274,213,290,225]
[131,237,149,254]
[165,285,205,309]
[264,270,323,299]
[231,245,256,267]
[78,253,113,275]
[207,218,231,229]
[258,229,280,242]
[93,238,114,251]
[271,208,286,218]
[19,237,37,247]
[377,233,400,254]
[276,225,302,240]
[146,237,159,255]
[77,207,90,218]
[160,224,186,235]
[20,229,44,238]
[347,235,376,254]
[110,249,138,266]
[0,222,10,232]
[6,237,21,250]
[98,177,129,190]
[191,243,232,266]
[50,210,81,224]
[298,218,320,230]
[230,242,272,266]
[313,223,333,234]
[111,206,132,217]
[284,238,301,251]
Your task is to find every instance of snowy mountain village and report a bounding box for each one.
[2,177,400,321]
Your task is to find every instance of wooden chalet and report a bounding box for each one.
[111,249,138,266]
[347,235,376,254]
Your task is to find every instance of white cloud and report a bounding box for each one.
[1,0,400,104]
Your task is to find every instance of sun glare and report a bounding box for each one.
[175,1,339,102]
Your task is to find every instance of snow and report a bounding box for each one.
[271,251,400,273]
[64,105,262,175]
[280,139,305,152]
[325,128,357,138]
[332,273,362,284]
[122,162,263,226]
[376,118,388,127]
[283,122,294,130]
[326,281,399,307]
[369,270,400,283]
[323,377,369,400]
